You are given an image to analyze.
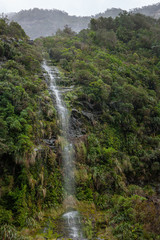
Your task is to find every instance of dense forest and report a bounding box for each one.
[0,18,62,239]
[1,11,160,239]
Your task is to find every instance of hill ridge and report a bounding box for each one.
[7,3,160,39]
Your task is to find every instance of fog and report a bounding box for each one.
[1,0,160,16]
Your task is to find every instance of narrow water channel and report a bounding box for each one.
[43,61,86,239]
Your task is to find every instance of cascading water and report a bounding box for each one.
[43,61,85,239]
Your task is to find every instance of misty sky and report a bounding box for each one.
[1,0,160,16]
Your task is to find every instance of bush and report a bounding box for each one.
[0,41,4,57]
[0,207,13,225]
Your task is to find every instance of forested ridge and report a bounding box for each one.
[1,12,160,239]
[9,2,160,39]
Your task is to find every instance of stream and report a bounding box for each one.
[43,61,86,239]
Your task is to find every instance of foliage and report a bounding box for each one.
[1,11,160,240]
[0,18,62,232]
[0,224,29,240]
[42,13,160,239]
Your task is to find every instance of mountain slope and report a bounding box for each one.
[1,11,160,239]
[0,18,62,238]
[41,12,160,239]
[9,8,90,39]
[9,3,160,39]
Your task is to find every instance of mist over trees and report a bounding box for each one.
[8,3,160,39]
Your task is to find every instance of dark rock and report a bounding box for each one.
[81,111,94,122]
[71,109,81,118]
[43,138,56,149]
[83,101,94,110]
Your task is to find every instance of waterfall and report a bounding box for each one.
[43,61,85,239]
[43,62,75,196]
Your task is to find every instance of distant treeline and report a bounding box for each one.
[8,3,160,39]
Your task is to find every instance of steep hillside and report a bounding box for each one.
[42,12,160,239]
[0,18,62,239]
[1,11,160,239]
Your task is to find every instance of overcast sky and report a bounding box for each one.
[1,0,160,16]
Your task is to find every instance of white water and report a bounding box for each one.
[43,61,75,195]
[43,61,85,239]
[63,211,84,238]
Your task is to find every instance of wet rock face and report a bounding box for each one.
[70,106,97,134]
[69,109,84,138]
[69,107,97,138]
[81,111,94,123]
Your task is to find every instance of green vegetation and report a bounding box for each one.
[0,18,62,238]
[42,13,160,239]
[1,12,160,239]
